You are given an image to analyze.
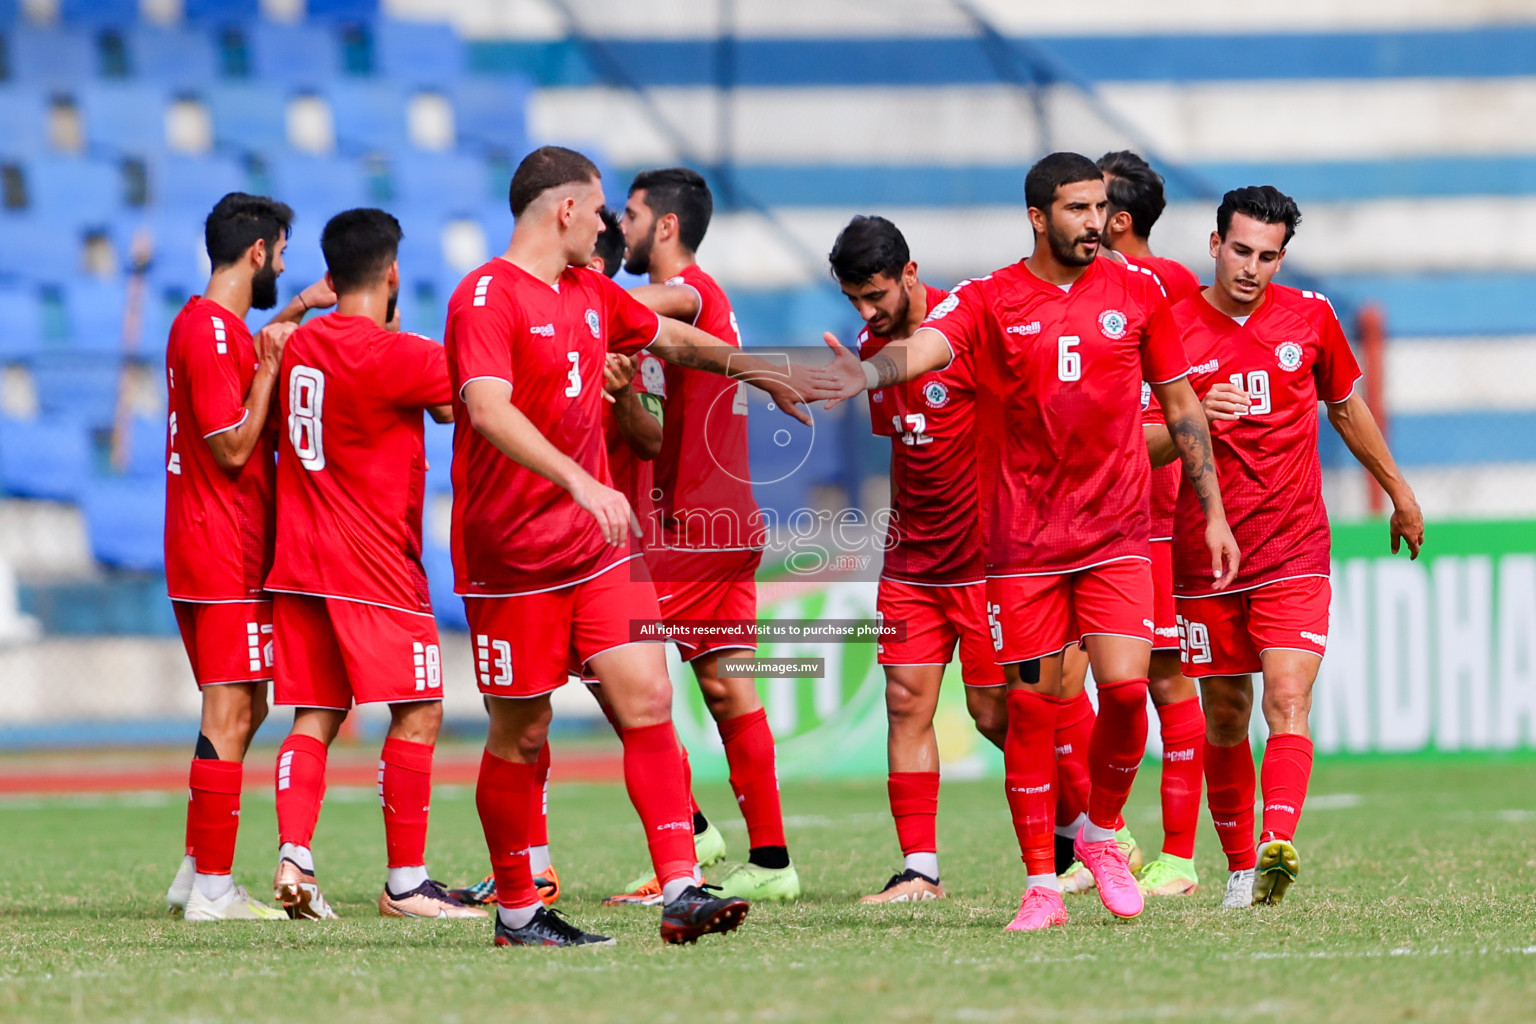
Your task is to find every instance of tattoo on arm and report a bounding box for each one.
[1170,409,1221,515]
[869,352,901,389]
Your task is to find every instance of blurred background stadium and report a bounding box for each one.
[1,0,1533,768]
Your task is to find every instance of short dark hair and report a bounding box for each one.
[1216,185,1302,246]
[827,215,910,285]
[1024,152,1103,212]
[629,167,712,252]
[319,208,402,294]
[1098,150,1166,239]
[204,192,293,269]
[508,145,601,219]
[592,206,623,278]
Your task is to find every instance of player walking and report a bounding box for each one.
[450,147,808,947]
[613,167,800,903]
[163,193,333,921]
[806,152,1239,931]
[826,215,1008,903]
[1170,186,1422,907]
[264,208,481,921]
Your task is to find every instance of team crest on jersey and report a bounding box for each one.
[923,293,959,322]
[1140,381,1152,410]
[639,354,667,397]
[1276,341,1304,371]
[585,309,601,339]
[923,381,949,408]
[1098,309,1128,339]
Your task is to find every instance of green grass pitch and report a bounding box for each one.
[2,753,1534,1023]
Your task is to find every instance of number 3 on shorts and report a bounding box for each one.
[475,634,512,687]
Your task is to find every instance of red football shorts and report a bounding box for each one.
[1150,541,1179,651]
[876,579,1004,687]
[466,558,665,698]
[1175,575,1331,678]
[656,548,760,661]
[173,599,273,687]
[272,594,444,709]
[986,557,1154,664]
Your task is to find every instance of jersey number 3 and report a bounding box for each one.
[289,366,326,472]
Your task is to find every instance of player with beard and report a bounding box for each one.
[1054,151,1207,898]
[610,167,800,904]
[827,215,1008,903]
[1171,186,1422,908]
[163,192,336,920]
[805,153,1239,931]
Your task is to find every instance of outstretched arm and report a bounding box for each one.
[808,327,954,409]
[462,378,637,546]
[1151,376,1241,589]
[1327,391,1423,558]
[646,316,814,424]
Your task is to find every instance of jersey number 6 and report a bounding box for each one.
[1057,335,1081,382]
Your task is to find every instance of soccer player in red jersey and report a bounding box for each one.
[615,167,800,902]
[449,147,808,947]
[826,215,1008,904]
[264,209,483,922]
[1054,151,1209,898]
[1169,186,1423,907]
[162,192,334,921]
[807,153,1239,931]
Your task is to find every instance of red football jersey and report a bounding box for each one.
[863,284,984,585]
[603,350,666,551]
[651,264,762,551]
[1171,284,1362,595]
[922,257,1188,575]
[163,296,276,601]
[266,314,451,612]
[1128,255,1202,541]
[447,260,660,595]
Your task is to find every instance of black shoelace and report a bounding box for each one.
[535,907,585,941]
[421,879,467,907]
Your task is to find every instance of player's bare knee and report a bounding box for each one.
[884,679,926,723]
[389,700,443,745]
[1260,683,1312,730]
[965,688,1008,740]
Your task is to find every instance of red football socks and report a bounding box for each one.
[1260,733,1314,844]
[529,741,551,848]
[718,707,787,851]
[888,771,940,856]
[602,692,702,819]
[275,733,328,849]
[1053,691,1094,828]
[1156,697,1206,860]
[1086,677,1149,830]
[1204,736,1257,871]
[475,749,539,909]
[378,737,433,869]
[1004,689,1060,877]
[621,722,697,888]
[186,759,242,876]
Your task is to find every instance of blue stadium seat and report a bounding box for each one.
[183,0,260,23]
[266,152,371,219]
[395,216,446,281]
[205,84,290,153]
[450,77,532,154]
[0,415,93,500]
[8,26,96,88]
[372,19,464,90]
[32,353,122,428]
[83,476,165,572]
[327,80,410,153]
[25,155,123,227]
[125,26,221,87]
[270,216,327,300]
[307,0,380,20]
[0,88,50,157]
[248,21,341,88]
[135,213,213,294]
[63,279,129,353]
[0,287,47,360]
[391,151,490,219]
[120,413,167,479]
[146,154,249,212]
[0,214,82,283]
[59,0,138,24]
[77,84,171,156]
[424,419,453,494]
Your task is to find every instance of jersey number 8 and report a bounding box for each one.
[288,366,326,472]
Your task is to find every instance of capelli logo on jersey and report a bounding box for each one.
[1191,358,1220,374]
[584,309,601,338]
[1276,342,1304,371]
[871,390,885,403]
[530,323,555,337]
[1005,321,1042,336]
[1098,309,1129,339]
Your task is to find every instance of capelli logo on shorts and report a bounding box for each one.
[1300,630,1328,646]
